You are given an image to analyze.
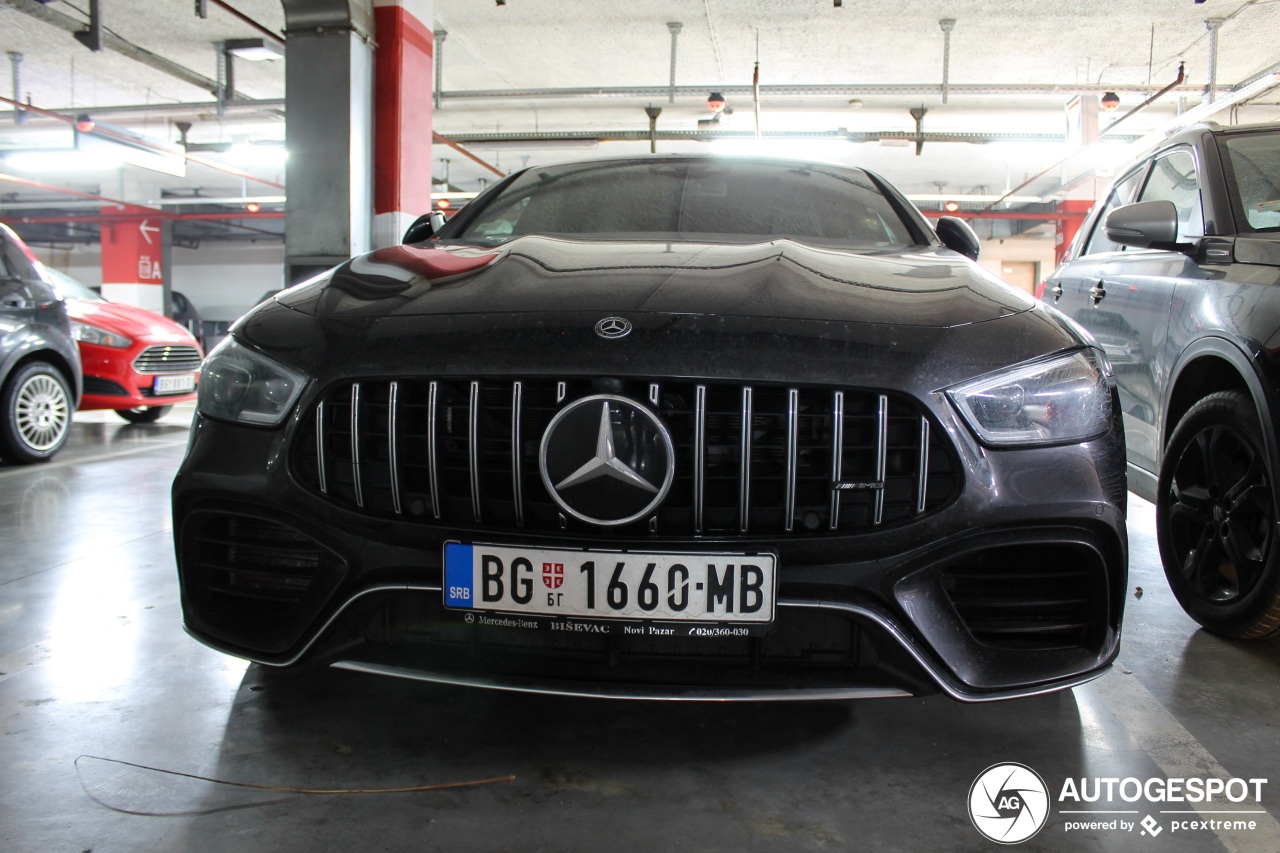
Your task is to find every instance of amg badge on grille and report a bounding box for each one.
[539,395,674,526]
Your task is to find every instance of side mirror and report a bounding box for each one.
[935,216,980,261]
[402,211,448,244]
[1104,200,1179,250]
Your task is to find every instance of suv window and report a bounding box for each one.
[1138,149,1203,242]
[1083,169,1146,255]
[1220,130,1280,232]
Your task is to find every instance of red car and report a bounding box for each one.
[46,268,203,423]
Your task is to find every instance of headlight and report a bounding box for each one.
[948,350,1112,447]
[197,337,307,426]
[71,321,131,348]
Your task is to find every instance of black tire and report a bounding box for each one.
[0,361,73,464]
[115,405,172,424]
[1157,390,1280,639]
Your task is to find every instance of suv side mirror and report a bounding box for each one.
[935,216,980,261]
[402,211,448,244]
[1104,200,1180,250]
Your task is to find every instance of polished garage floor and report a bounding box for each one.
[1,405,1278,853]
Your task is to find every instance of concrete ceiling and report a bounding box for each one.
[0,0,1278,244]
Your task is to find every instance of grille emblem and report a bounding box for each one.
[594,317,632,339]
[539,395,674,526]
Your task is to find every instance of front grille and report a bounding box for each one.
[133,345,202,374]
[941,545,1108,651]
[292,377,960,537]
[186,515,330,618]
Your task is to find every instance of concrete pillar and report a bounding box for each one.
[100,205,165,314]
[281,0,377,285]
[372,0,435,249]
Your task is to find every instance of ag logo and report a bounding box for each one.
[968,763,1050,844]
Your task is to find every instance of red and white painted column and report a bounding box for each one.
[372,0,435,249]
[100,206,165,313]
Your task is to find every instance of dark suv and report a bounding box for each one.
[0,224,82,464]
[1048,121,1280,639]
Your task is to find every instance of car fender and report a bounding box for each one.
[1161,334,1280,507]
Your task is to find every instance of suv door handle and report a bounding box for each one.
[1089,281,1107,305]
[1049,283,1063,303]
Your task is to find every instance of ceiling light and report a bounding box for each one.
[223,38,284,62]
[74,114,95,133]
[4,150,123,172]
[1099,92,1120,111]
[943,200,961,212]
[707,92,727,113]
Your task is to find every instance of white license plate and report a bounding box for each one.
[444,543,776,623]
[153,373,196,394]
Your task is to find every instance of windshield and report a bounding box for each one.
[452,158,917,250]
[1220,130,1280,233]
[43,266,106,302]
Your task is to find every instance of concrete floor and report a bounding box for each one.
[1,403,1278,853]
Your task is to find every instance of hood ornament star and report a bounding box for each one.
[555,402,659,493]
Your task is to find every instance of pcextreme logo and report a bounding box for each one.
[967,764,1270,844]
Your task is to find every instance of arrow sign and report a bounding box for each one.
[139,220,160,245]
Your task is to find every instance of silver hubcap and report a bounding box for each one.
[16,374,70,452]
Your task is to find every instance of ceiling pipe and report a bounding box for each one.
[5,0,250,99]
[438,82,1220,101]
[2,211,284,226]
[206,0,285,45]
[442,128,1134,145]
[667,23,683,104]
[0,171,156,211]
[1099,62,1185,138]
[434,28,448,110]
[939,19,956,105]
[432,132,505,177]
[1205,18,1225,103]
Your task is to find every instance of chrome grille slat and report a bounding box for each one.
[469,381,482,523]
[428,381,441,520]
[784,388,799,533]
[351,383,364,509]
[873,393,888,526]
[739,386,753,533]
[298,378,959,537]
[829,390,844,530]
[917,417,930,514]
[388,381,401,515]
[512,381,524,527]
[132,345,202,374]
[693,384,707,535]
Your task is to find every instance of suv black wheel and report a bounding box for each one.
[115,405,172,424]
[1157,390,1280,638]
[0,361,73,464]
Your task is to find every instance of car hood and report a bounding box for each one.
[69,298,198,344]
[274,237,1034,328]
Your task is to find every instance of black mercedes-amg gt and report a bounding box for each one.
[174,156,1128,701]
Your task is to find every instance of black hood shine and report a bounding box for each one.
[275,236,1035,327]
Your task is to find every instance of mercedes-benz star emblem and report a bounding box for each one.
[594,317,633,339]
[540,394,674,526]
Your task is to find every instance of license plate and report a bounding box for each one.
[153,373,196,394]
[444,543,776,624]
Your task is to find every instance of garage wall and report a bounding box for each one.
[34,243,286,322]
[977,235,1057,295]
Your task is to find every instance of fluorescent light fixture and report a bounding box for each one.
[224,38,284,61]
[225,144,288,168]
[4,150,124,172]
[76,127,186,177]
[708,138,853,161]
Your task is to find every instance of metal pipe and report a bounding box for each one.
[434,28,447,111]
[209,0,285,45]
[1205,18,1224,104]
[7,53,24,125]
[939,19,955,104]
[667,23,683,104]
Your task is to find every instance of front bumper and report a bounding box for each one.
[173,397,1128,702]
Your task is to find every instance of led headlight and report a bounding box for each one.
[71,321,131,348]
[948,349,1112,447]
[197,337,307,426]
